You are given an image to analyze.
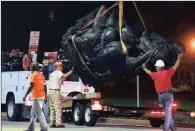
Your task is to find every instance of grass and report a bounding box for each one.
[100,98,195,111]
[174,114,195,122]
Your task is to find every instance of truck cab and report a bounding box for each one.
[1,71,32,121]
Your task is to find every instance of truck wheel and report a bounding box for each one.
[149,119,163,128]
[73,103,84,125]
[84,104,98,127]
[7,97,21,121]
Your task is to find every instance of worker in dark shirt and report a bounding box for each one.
[42,57,55,123]
[142,52,183,131]
[48,58,55,76]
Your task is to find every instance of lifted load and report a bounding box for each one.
[59,3,185,86]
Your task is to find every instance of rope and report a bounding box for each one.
[133,1,147,30]
[133,1,149,74]
[71,35,98,79]
[119,1,128,55]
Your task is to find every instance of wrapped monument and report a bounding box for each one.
[59,4,185,86]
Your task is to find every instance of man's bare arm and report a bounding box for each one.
[62,67,74,78]
[62,70,73,78]
[44,85,47,95]
[173,53,183,70]
[143,67,152,75]
[23,83,34,101]
[142,63,151,75]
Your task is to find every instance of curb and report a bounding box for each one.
[97,118,195,128]
[97,118,149,127]
[175,122,195,128]
[2,112,195,128]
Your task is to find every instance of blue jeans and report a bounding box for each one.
[27,99,48,131]
[158,92,174,131]
[42,102,50,123]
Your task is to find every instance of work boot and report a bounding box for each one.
[56,124,65,128]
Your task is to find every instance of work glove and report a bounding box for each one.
[142,63,147,68]
[177,52,184,59]
[71,66,74,71]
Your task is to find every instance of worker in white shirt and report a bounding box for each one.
[48,61,73,128]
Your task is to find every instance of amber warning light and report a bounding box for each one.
[193,41,195,48]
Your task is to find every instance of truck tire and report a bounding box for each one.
[7,97,21,121]
[84,104,98,127]
[73,103,84,125]
[149,119,163,128]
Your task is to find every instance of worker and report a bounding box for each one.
[47,57,55,78]
[142,52,183,131]
[23,62,48,131]
[48,61,74,128]
[41,57,55,123]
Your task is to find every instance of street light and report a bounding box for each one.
[193,40,195,49]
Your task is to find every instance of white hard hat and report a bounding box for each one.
[154,60,165,67]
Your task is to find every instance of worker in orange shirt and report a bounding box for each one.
[48,61,73,128]
[142,52,183,131]
[23,62,48,131]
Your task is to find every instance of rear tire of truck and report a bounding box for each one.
[73,103,84,125]
[149,119,162,128]
[84,104,98,127]
[7,97,21,121]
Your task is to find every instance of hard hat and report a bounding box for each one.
[154,60,165,67]
[54,61,63,67]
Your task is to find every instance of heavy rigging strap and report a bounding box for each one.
[133,1,149,74]
[119,1,128,55]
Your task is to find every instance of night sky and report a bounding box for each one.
[1,1,195,58]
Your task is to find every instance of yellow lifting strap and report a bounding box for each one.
[71,35,98,79]
[119,1,128,55]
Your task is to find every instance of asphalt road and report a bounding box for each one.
[1,120,195,131]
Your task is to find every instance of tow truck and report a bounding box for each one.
[1,69,111,126]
